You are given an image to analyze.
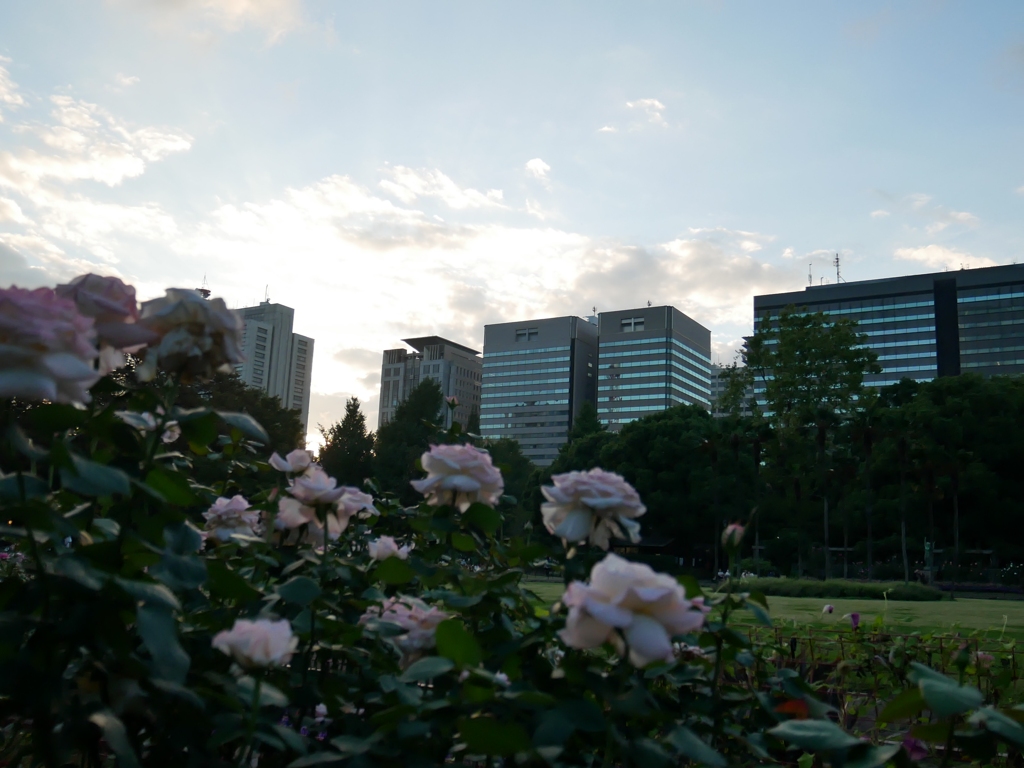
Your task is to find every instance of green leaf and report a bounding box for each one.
[910,722,951,743]
[533,710,575,747]
[175,408,219,447]
[114,577,181,611]
[436,619,483,666]
[273,724,308,754]
[907,662,952,685]
[558,699,606,732]
[29,403,86,431]
[374,557,415,585]
[451,532,477,552]
[399,656,455,682]
[0,472,49,500]
[796,753,814,768]
[51,557,105,590]
[845,743,902,768]
[463,504,501,535]
[149,679,204,709]
[745,600,772,627]
[89,710,141,768]
[61,455,130,497]
[150,552,206,591]
[237,677,289,708]
[144,468,196,506]
[206,561,262,602]
[7,425,48,461]
[919,679,983,718]
[164,521,203,555]
[330,733,381,755]
[768,719,862,752]
[459,717,530,755]
[137,605,190,684]
[289,753,344,767]
[668,726,726,767]
[879,687,926,723]
[276,576,321,606]
[970,707,1024,746]
[217,411,270,444]
[676,574,704,599]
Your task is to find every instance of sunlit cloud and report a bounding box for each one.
[626,97,667,126]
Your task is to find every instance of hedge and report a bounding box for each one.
[720,577,944,601]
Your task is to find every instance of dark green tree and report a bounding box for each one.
[373,379,444,503]
[318,397,375,488]
[568,401,605,443]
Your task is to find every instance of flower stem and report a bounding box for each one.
[239,677,262,768]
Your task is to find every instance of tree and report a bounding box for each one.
[480,438,535,536]
[738,307,879,579]
[373,379,444,503]
[318,397,375,488]
[568,401,604,443]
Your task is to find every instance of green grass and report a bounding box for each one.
[522,581,1024,639]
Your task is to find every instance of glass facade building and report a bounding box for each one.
[752,264,1024,396]
[597,306,712,430]
[480,316,598,466]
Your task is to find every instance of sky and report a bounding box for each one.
[1,1,1023,448]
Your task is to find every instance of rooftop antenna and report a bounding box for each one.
[833,253,845,283]
[196,274,211,299]
[647,300,652,307]
[264,284,270,302]
[808,263,812,286]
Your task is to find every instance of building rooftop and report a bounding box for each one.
[402,335,480,356]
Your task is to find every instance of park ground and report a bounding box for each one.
[523,581,1024,640]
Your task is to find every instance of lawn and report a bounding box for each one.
[522,580,1024,639]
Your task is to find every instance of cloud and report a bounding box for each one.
[598,125,617,133]
[113,73,140,89]
[870,209,890,218]
[626,98,667,127]
[111,0,304,44]
[0,240,46,287]
[894,245,999,271]
[379,166,506,210]
[899,192,978,234]
[0,57,25,122]
[1017,185,1024,196]
[333,347,382,369]
[525,158,550,182]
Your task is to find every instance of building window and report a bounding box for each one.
[296,363,305,371]
[297,340,307,348]
[255,352,265,360]
[621,317,645,332]
[255,343,266,351]
[515,328,539,342]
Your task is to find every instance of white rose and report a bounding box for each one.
[541,468,646,550]
[212,618,297,667]
[136,288,243,383]
[269,449,314,474]
[367,535,413,561]
[559,553,709,667]
[359,596,449,668]
[203,495,260,542]
[410,443,504,512]
[288,467,345,504]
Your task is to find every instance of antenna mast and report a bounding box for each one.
[808,263,812,286]
[834,253,845,283]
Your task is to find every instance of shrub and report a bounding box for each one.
[722,577,944,601]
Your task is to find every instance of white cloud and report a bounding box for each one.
[1017,185,1024,196]
[870,209,890,218]
[598,125,617,133]
[626,98,667,126]
[525,158,550,181]
[379,166,506,210]
[897,192,978,234]
[0,57,26,122]
[894,244,998,271]
[111,0,304,44]
[113,73,140,89]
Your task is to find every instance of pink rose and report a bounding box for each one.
[55,274,155,372]
[135,288,243,382]
[559,553,709,667]
[0,286,100,404]
[203,495,260,542]
[212,618,297,667]
[541,469,645,550]
[269,449,314,474]
[274,497,350,548]
[336,487,376,518]
[721,523,745,549]
[288,467,345,505]
[360,596,449,668]
[410,443,504,511]
[367,535,413,561]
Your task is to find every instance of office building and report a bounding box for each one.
[597,306,712,430]
[708,363,754,418]
[480,316,598,466]
[378,336,481,430]
[235,301,314,435]
[753,263,1024,389]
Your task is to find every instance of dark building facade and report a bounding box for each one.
[480,316,599,466]
[597,305,712,430]
[753,264,1024,389]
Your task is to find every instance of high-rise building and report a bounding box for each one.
[708,363,754,418]
[377,336,481,430]
[235,301,314,436]
[753,263,1024,389]
[480,316,598,466]
[597,306,712,430]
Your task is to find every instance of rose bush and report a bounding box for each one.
[0,273,1015,768]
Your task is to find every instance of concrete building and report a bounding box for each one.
[235,301,314,436]
[597,306,712,430]
[480,316,598,466]
[753,263,1024,391]
[377,336,481,430]
[708,363,754,418]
